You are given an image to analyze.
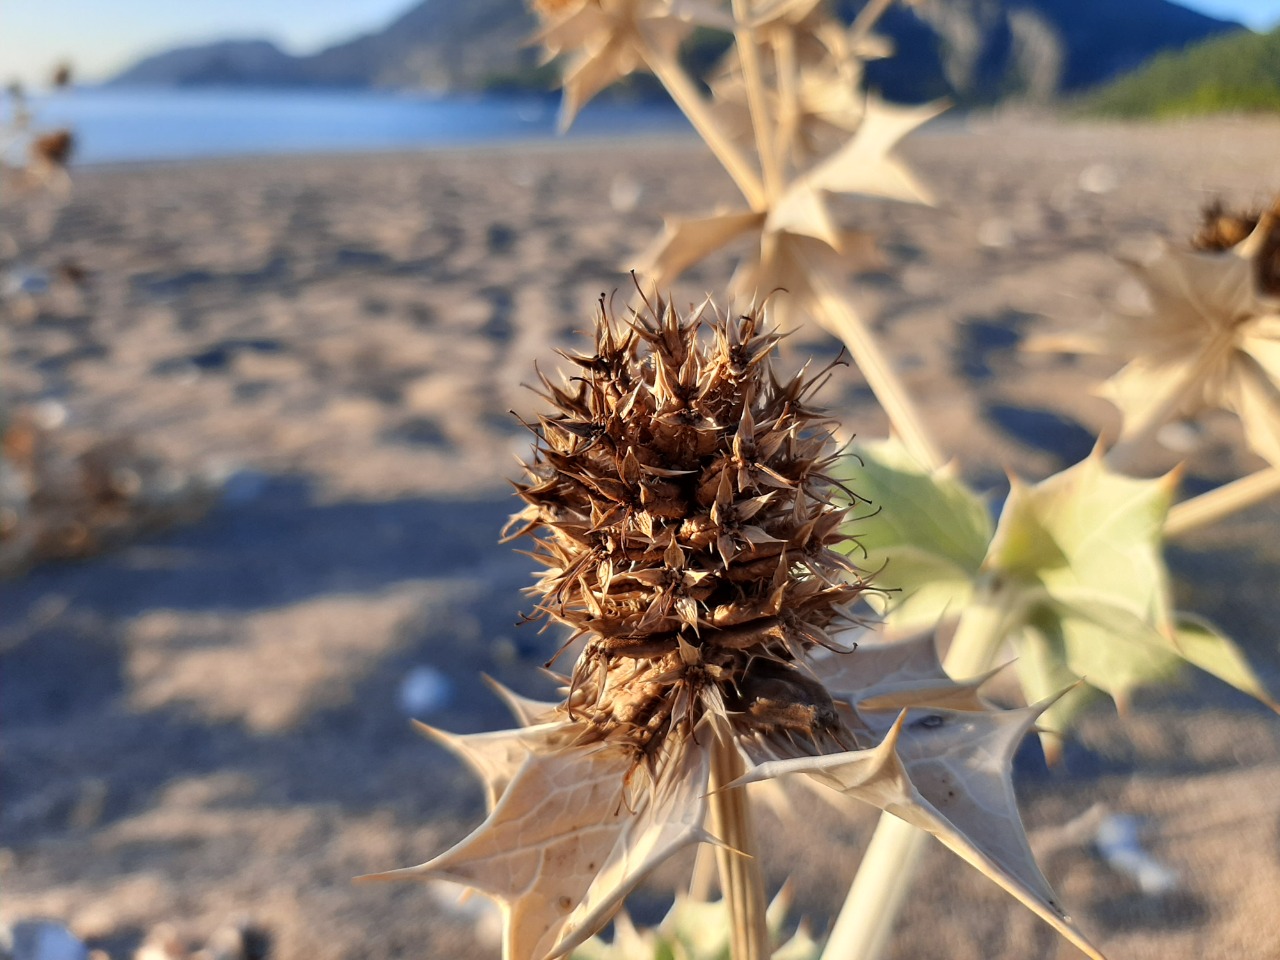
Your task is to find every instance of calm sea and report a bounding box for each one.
[23,88,694,165]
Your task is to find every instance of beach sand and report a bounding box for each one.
[3,115,1280,960]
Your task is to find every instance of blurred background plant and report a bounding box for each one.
[1,64,216,579]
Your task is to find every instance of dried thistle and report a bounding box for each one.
[361,298,1105,960]
[30,129,74,170]
[506,294,866,762]
[0,411,216,578]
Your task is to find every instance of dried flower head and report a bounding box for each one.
[507,294,866,760]
[362,298,1105,960]
[1194,196,1280,296]
[30,128,74,169]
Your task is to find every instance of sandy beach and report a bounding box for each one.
[3,115,1280,960]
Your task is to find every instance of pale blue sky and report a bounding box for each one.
[2,0,1279,86]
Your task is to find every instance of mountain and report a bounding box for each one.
[110,39,303,88]
[108,0,1241,104]
[1084,24,1280,117]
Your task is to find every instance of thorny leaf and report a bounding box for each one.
[531,0,710,130]
[735,699,1107,960]
[411,719,570,810]
[1039,215,1280,465]
[841,440,1277,748]
[1173,615,1279,711]
[812,628,996,714]
[635,100,938,314]
[360,732,711,960]
[844,439,991,628]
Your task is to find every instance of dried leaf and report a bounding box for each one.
[812,628,996,713]
[736,702,1107,960]
[361,735,710,960]
[411,719,570,810]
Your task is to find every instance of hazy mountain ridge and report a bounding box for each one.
[108,0,1241,104]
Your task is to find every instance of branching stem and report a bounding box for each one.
[732,0,784,201]
[809,265,944,469]
[1166,465,1280,538]
[642,42,766,208]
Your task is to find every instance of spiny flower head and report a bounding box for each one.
[506,294,867,762]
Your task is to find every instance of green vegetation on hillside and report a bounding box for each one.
[1084,26,1280,118]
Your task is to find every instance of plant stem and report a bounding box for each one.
[731,0,784,201]
[820,579,1021,960]
[772,26,798,173]
[808,265,944,469]
[709,726,770,960]
[642,44,766,209]
[848,0,897,47]
[1165,465,1280,538]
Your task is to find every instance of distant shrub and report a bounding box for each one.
[1083,25,1280,118]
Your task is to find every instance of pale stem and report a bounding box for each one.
[772,26,798,176]
[820,580,1022,960]
[709,728,771,960]
[1166,465,1280,538]
[731,0,785,201]
[848,0,898,47]
[642,43,766,209]
[1106,332,1236,472]
[808,265,945,469]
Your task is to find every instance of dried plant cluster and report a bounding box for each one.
[506,296,865,762]
[0,412,216,578]
[1,65,215,579]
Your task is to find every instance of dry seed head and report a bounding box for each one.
[506,295,867,762]
[1194,196,1280,296]
[30,129,74,169]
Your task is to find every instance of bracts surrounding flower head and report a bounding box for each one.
[359,296,1106,960]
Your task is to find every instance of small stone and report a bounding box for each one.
[1156,420,1202,454]
[399,666,451,716]
[608,173,642,213]
[1078,163,1118,194]
[976,218,1015,249]
[4,921,88,960]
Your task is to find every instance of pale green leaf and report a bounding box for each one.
[865,546,975,630]
[844,440,992,577]
[1011,621,1089,758]
[1173,615,1280,710]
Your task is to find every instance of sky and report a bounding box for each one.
[2,0,1279,86]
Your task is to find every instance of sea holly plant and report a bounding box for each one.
[360,300,1107,960]
[364,1,1280,959]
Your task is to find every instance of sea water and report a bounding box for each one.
[18,87,694,165]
